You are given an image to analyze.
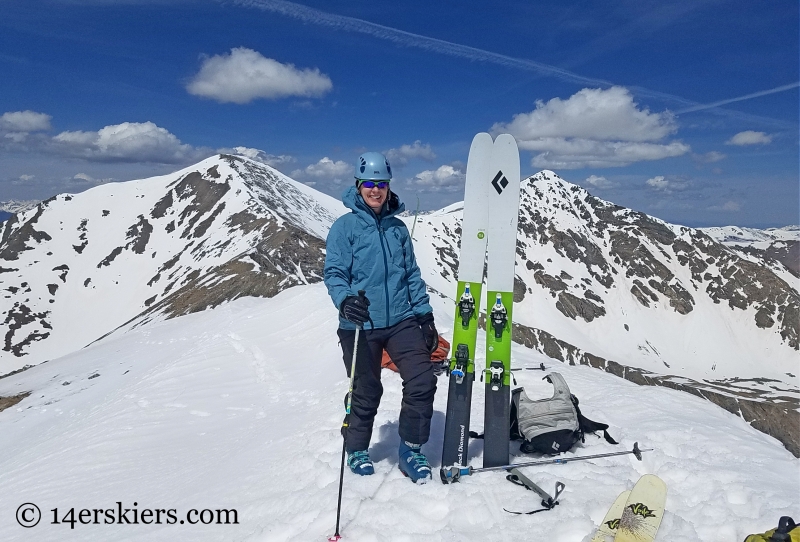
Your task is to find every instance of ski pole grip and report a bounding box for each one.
[354,290,367,329]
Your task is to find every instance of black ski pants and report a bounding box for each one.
[338,317,437,453]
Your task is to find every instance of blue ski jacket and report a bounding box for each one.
[324,186,432,330]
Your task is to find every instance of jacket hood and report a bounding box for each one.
[342,185,405,222]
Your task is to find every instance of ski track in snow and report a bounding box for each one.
[0,284,797,541]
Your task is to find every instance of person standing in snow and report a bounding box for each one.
[323,151,439,484]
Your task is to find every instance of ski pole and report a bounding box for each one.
[440,442,651,484]
[330,291,365,542]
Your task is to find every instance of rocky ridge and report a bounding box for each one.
[0,154,344,372]
[408,171,798,456]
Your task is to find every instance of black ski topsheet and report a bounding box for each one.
[483,372,511,467]
[441,372,475,468]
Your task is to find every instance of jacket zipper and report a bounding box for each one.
[377,219,391,326]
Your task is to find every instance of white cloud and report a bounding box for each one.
[646,176,669,190]
[492,87,690,169]
[726,131,772,146]
[222,146,296,169]
[4,132,29,143]
[494,87,676,141]
[0,110,52,133]
[708,200,742,212]
[186,48,332,104]
[646,175,689,193]
[19,174,35,181]
[384,141,436,166]
[692,151,726,163]
[584,175,617,189]
[407,165,465,193]
[0,113,211,166]
[290,157,351,184]
[529,139,689,169]
[52,121,205,164]
[67,173,114,185]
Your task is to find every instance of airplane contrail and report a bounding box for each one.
[233,0,797,126]
[232,0,617,89]
[675,82,800,114]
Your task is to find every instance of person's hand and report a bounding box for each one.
[340,294,371,326]
[417,313,438,354]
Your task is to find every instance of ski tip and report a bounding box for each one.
[328,536,342,541]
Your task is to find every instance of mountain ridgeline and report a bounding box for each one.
[0,154,344,374]
[1,156,797,455]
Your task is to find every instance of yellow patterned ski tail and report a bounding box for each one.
[591,490,631,542]
[614,475,667,542]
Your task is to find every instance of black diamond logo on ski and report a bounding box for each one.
[491,170,509,195]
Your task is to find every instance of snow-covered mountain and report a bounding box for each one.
[409,171,798,456]
[0,200,40,225]
[0,199,40,215]
[1,159,797,458]
[0,154,345,374]
[701,225,799,286]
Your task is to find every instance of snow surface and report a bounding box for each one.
[0,283,797,542]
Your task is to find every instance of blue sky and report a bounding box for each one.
[0,0,797,228]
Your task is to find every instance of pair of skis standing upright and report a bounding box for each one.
[438,134,668,542]
[441,132,521,472]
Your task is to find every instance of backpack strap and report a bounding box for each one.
[503,468,565,515]
[571,394,618,445]
[510,387,524,441]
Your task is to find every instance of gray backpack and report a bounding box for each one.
[510,372,617,455]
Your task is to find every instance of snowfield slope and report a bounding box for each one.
[0,284,796,542]
[0,154,346,373]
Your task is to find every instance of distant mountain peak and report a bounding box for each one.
[0,154,346,373]
[0,200,40,215]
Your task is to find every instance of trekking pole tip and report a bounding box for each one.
[440,465,470,484]
[440,467,458,484]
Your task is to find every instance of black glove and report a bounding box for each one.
[340,294,371,326]
[417,312,438,354]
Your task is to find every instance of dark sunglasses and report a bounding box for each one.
[359,180,390,189]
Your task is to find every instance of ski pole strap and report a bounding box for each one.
[503,468,565,515]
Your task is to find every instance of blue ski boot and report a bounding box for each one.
[347,450,374,476]
[398,441,432,484]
